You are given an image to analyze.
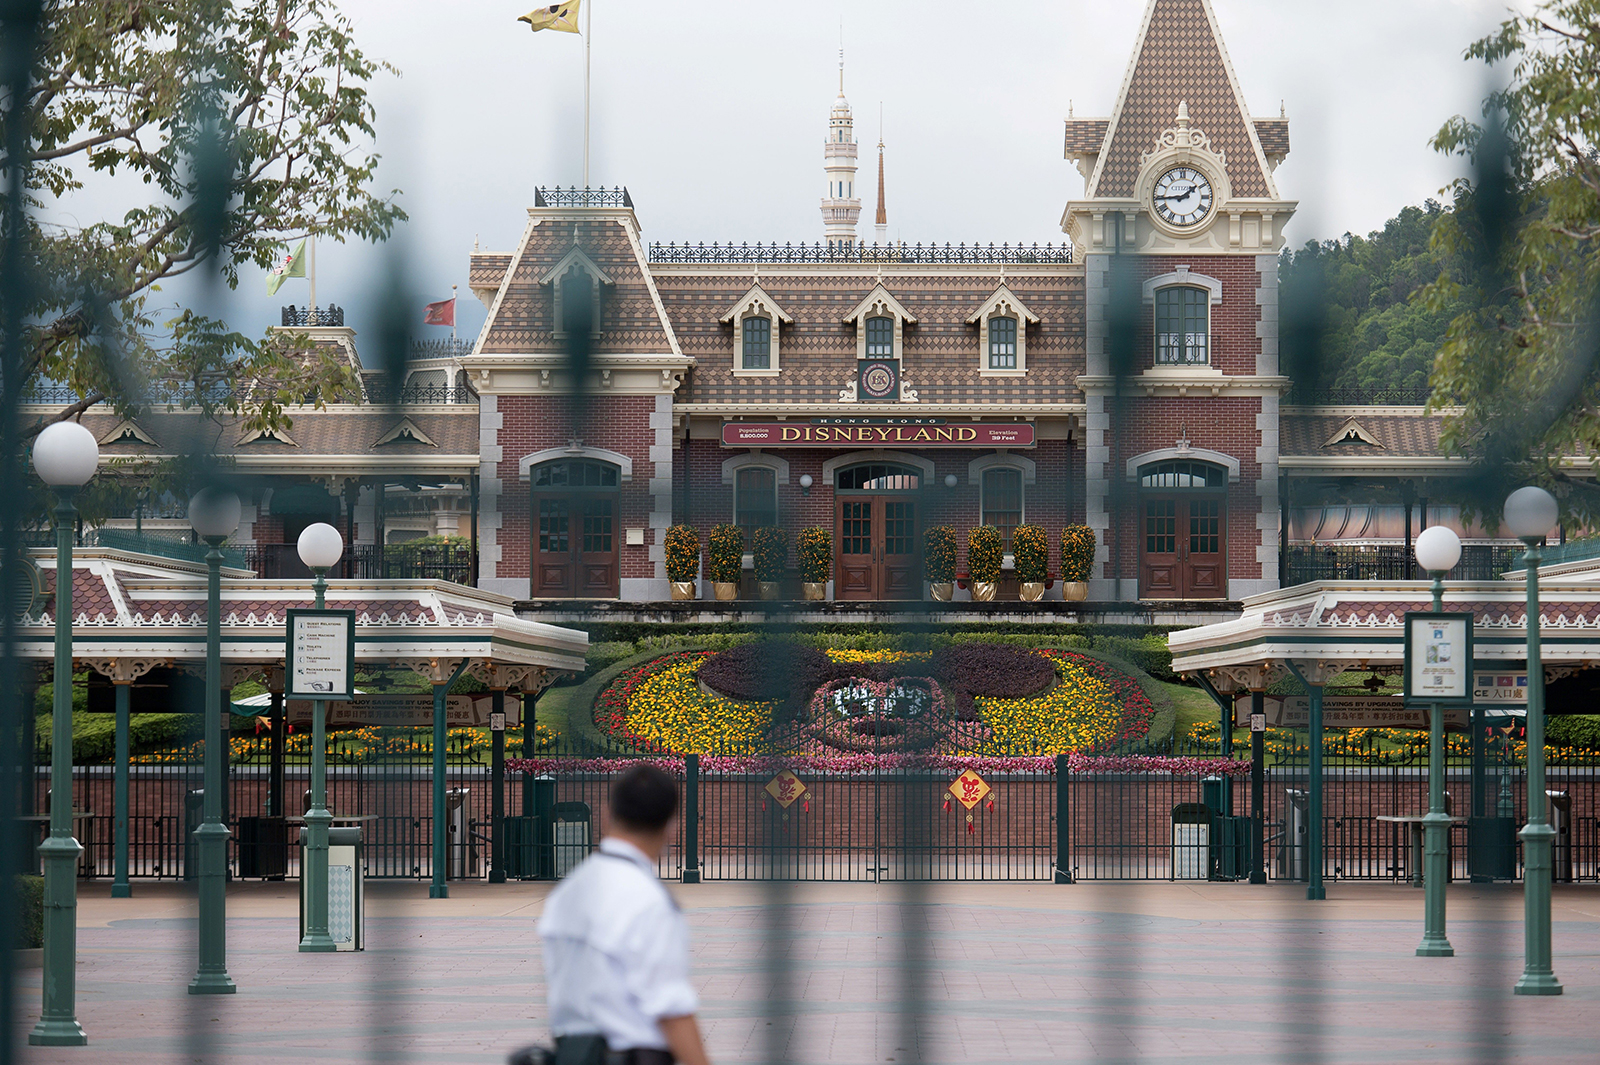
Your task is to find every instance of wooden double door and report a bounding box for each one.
[533,493,618,598]
[1140,495,1226,600]
[836,495,919,601]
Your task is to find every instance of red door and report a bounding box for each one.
[835,496,919,601]
[533,493,618,598]
[1141,496,1226,599]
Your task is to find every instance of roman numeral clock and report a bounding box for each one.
[1152,166,1213,228]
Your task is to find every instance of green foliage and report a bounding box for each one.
[586,641,641,674]
[1059,525,1096,582]
[1422,0,1600,522]
[14,877,43,949]
[664,525,700,582]
[923,525,956,582]
[966,526,1002,583]
[1093,635,1176,682]
[16,0,405,447]
[751,526,788,581]
[797,527,831,583]
[36,712,200,764]
[707,525,744,584]
[1011,524,1048,582]
[1550,715,1600,750]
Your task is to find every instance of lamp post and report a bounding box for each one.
[188,487,241,994]
[28,421,99,1046]
[1414,525,1461,958]
[296,521,343,952]
[1504,486,1563,995]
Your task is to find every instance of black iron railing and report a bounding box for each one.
[1286,387,1433,406]
[365,384,478,405]
[648,240,1074,265]
[408,337,474,361]
[21,381,476,407]
[1285,543,1523,584]
[534,185,633,208]
[383,542,474,584]
[280,304,345,327]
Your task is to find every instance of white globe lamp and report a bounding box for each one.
[188,488,241,542]
[31,421,100,487]
[296,522,344,570]
[1414,526,1462,575]
[1504,486,1558,542]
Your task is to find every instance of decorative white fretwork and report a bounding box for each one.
[1142,101,1226,170]
[838,377,858,403]
[82,657,166,684]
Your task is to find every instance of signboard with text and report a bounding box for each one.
[721,422,1036,448]
[1232,693,1524,730]
[285,609,357,701]
[1404,611,1474,707]
[281,693,520,729]
[1474,672,1529,703]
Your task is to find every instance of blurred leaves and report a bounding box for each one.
[4,0,403,439]
[1424,0,1600,522]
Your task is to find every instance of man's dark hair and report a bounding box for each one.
[610,765,679,832]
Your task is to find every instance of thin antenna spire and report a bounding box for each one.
[839,21,844,92]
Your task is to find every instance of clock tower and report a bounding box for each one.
[1062,0,1296,602]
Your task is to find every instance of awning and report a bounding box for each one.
[269,484,340,515]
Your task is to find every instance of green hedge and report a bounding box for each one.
[36,712,200,764]
[1550,715,1600,750]
[14,876,42,948]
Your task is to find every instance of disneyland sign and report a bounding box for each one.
[721,422,1036,448]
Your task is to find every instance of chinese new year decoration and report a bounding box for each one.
[763,769,809,819]
[946,769,995,833]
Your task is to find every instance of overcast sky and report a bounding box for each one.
[128,0,1539,347]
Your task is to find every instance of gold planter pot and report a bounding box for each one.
[1062,581,1089,602]
[1020,581,1046,602]
[757,581,781,601]
[929,582,954,602]
[712,581,739,601]
[970,580,998,603]
[801,582,827,601]
[670,581,696,601]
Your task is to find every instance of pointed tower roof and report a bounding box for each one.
[1086,0,1277,200]
[875,139,887,227]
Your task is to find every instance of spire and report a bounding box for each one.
[821,46,860,246]
[874,108,888,245]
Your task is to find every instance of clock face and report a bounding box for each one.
[1152,166,1214,228]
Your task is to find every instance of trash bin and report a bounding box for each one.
[1171,802,1211,880]
[501,815,540,879]
[1468,816,1517,881]
[552,801,593,878]
[1282,789,1308,882]
[183,788,204,881]
[237,816,289,879]
[446,788,474,879]
[299,826,364,951]
[1201,775,1233,818]
[1202,775,1249,880]
[1547,790,1573,883]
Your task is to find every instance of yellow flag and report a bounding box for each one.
[519,1,581,33]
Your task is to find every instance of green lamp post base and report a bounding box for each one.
[187,973,239,995]
[430,884,449,899]
[1415,936,1454,958]
[28,1020,88,1046]
[110,885,131,899]
[1514,972,1563,995]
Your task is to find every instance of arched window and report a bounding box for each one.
[532,460,619,489]
[1155,286,1209,365]
[741,317,771,370]
[988,316,1018,370]
[865,316,894,357]
[837,463,920,492]
[1138,460,1226,490]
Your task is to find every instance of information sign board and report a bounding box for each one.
[286,609,357,701]
[1404,611,1474,707]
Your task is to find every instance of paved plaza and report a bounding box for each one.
[10,879,1599,1064]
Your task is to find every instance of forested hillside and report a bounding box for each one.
[1279,200,1472,400]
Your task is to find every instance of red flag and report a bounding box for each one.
[423,297,456,327]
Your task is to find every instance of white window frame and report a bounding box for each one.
[721,285,793,377]
[967,284,1040,377]
[1142,266,1222,369]
[843,284,917,363]
[541,245,614,342]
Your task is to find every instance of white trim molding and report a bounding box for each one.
[842,284,916,364]
[966,452,1037,486]
[721,451,790,486]
[820,450,936,485]
[1143,265,1223,303]
[721,284,794,378]
[519,445,633,482]
[1125,446,1241,483]
[542,245,614,340]
[967,284,1041,377]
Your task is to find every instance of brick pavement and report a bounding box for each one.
[12,879,1600,1064]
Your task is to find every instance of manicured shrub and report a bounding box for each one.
[697,642,834,702]
[924,525,957,582]
[752,526,788,581]
[1060,525,1096,582]
[1012,524,1048,583]
[797,527,832,583]
[14,876,42,948]
[934,644,1057,719]
[1092,633,1175,681]
[664,524,700,582]
[1549,715,1600,750]
[707,524,745,584]
[967,526,1003,583]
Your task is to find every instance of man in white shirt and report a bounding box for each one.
[532,765,712,1065]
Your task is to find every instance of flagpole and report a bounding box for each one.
[308,232,317,325]
[451,285,458,341]
[583,0,591,189]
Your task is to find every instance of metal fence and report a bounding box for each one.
[1285,543,1524,584]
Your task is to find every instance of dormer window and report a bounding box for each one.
[540,245,613,341]
[865,316,893,356]
[1155,285,1210,365]
[967,285,1039,376]
[989,317,1017,370]
[742,317,771,370]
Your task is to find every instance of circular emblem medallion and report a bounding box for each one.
[861,362,898,399]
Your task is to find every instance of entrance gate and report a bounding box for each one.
[834,462,921,601]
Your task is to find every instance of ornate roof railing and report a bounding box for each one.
[21,383,477,407]
[280,304,345,327]
[647,241,1074,265]
[409,337,474,361]
[534,185,633,208]
[1286,387,1433,406]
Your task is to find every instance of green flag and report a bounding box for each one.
[266,239,307,295]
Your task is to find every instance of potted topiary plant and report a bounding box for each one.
[1060,524,1095,601]
[797,526,831,600]
[924,525,957,601]
[708,524,745,600]
[752,526,788,600]
[967,525,1003,602]
[664,524,700,600]
[1012,524,1049,601]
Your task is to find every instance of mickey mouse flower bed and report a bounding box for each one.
[588,642,1163,759]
